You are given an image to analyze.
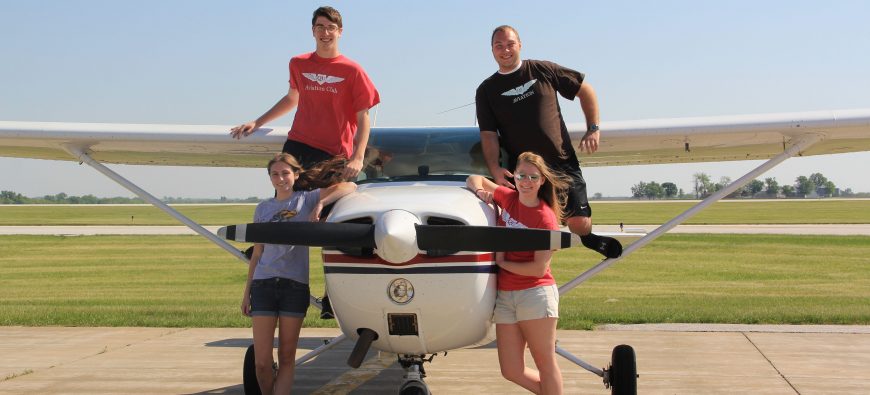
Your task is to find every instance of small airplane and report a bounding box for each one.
[2,108,870,394]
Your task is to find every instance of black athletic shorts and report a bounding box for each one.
[557,164,591,218]
[282,139,334,169]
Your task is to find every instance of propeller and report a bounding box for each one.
[217,222,577,252]
[218,222,375,248]
[415,225,577,252]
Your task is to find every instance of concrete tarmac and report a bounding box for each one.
[1,325,868,394]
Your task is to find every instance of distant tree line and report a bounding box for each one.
[630,172,866,200]
[0,191,261,204]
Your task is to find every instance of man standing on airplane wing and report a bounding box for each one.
[231,6,380,181]
[476,25,621,259]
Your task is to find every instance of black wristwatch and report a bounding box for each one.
[588,124,600,133]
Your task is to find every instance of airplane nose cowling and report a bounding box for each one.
[374,210,422,264]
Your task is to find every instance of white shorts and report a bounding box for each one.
[493,284,559,324]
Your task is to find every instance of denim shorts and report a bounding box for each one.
[249,277,311,318]
[493,284,559,324]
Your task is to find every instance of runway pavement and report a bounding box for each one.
[1,325,868,394]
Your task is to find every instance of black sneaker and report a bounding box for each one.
[580,233,623,259]
[320,294,335,320]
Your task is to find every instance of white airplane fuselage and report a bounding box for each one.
[323,180,498,354]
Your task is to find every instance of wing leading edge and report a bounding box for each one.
[1,109,869,172]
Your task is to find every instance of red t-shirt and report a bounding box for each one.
[493,186,558,291]
[288,52,381,158]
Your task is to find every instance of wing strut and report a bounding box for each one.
[559,132,824,295]
[62,144,249,262]
[61,145,327,312]
[550,133,824,384]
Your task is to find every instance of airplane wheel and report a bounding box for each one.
[243,344,262,395]
[610,344,637,395]
[399,379,429,395]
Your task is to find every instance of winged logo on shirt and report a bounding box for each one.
[501,79,537,96]
[303,73,345,85]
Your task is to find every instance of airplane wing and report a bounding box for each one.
[1,109,869,173]
[573,108,870,167]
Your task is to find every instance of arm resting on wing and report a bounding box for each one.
[230,87,300,138]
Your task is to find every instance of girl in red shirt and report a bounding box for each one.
[466,151,569,394]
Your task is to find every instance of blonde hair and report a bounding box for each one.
[516,152,569,223]
[267,153,347,190]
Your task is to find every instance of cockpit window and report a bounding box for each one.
[358,127,488,182]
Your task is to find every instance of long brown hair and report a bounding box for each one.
[266,153,347,191]
[516,151,569,223]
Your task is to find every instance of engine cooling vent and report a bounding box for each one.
[388,313,419,336]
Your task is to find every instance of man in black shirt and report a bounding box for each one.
[476,25,621,259]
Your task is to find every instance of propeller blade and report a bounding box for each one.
[415,225,577,252]
[218,222,375,248]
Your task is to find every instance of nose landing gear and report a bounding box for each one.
[397,354,436,395]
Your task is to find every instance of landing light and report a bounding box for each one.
[388,278,415,304]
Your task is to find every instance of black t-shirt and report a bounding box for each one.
[476,59,584,169]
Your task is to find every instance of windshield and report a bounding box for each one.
[357,127,488,182]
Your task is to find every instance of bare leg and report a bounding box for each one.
[566,215,592,236]
[496,323,542,394]
[273,315,304,394]
[252,315,278,395]
[519,317,562,395]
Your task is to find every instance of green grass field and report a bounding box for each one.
[1,233,867,329]
[2,199,870,225]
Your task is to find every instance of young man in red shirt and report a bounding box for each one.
[232,6,379,319]
[231,6,380,180]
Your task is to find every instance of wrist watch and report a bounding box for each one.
[588,124,600,133]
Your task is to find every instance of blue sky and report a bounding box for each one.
[2,1,869,198]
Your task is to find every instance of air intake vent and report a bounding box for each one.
[426,216,464,226]
[388,313,419,336]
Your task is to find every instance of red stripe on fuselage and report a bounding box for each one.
[322,252,494,266]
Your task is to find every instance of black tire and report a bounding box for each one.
[399,380,429,395]
[610,344,637,395]
[347,328,378,368]
[243,344,262,395]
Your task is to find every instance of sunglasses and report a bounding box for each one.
[514,173,541,181]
